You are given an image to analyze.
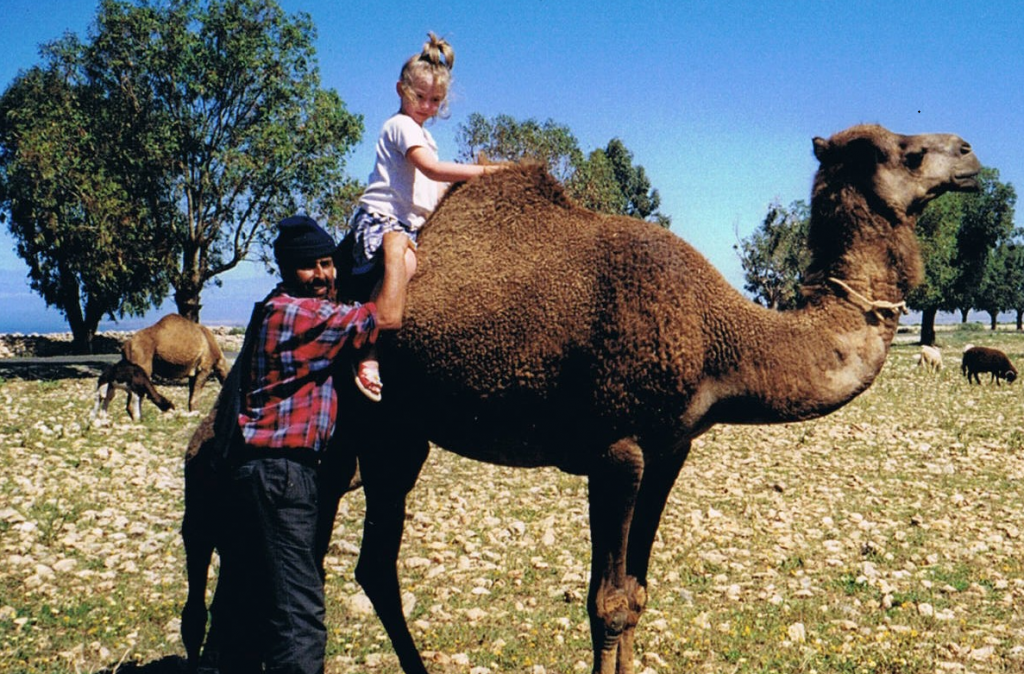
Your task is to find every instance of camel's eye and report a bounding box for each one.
[905,150,926,170]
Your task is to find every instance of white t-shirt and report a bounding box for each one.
[358,113,442,231]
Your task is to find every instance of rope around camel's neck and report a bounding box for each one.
[827,277,908,321]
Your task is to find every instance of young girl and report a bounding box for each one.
[349,32,501,401]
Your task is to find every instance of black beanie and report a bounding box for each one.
[273,215,336,267]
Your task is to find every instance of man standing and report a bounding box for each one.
[211,214,377,674]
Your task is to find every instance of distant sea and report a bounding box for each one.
[0,266,1012,335]
[0,266,277,334]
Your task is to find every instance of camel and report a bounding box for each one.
[90,358,175,422]
[179,124,981,674]
[335,124,981,674]
[122,314,229,412]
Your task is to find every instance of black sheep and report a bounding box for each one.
[961,346,1017,385]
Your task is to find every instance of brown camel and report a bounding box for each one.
[90,358,175,422]
[122,314,229,412]
[338,124,981,674]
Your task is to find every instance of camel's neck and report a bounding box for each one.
[691,197,913,428]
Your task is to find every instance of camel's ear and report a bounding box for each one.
[843,136,888,173]
[814,135,886,172]
[812,136,829,162]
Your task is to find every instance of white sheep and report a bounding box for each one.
[915,344,943,372]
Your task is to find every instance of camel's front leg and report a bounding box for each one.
[587,438,645,674]
[92,382,113,421]
[616,446,690,673]
[187,375,198,412]
[126,390,142,421]
[354,439,430,674]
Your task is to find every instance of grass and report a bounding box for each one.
[1,324,1023,672]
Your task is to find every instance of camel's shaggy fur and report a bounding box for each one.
[342,124,982,674]
[182,124,982,674]
[122,314,229,412]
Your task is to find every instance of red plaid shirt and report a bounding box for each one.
[238,287,377,453]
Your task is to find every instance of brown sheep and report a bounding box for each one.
[122,314,229,411]
[961,345,1017,384]
[185,124,982,674]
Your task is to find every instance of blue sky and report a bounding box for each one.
[1,0,1022,330]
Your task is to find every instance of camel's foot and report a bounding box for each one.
[180,598,208,666]
[593,579,647,674]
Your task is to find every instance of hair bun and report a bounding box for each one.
[421,32,454,70]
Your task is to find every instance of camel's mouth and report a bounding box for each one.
[953,171,981,190]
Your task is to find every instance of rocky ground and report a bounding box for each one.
[1,332,1022,672]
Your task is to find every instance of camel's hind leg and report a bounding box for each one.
[354,438,430,674]
[587,438,646,674]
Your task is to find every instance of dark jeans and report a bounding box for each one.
[211,456,326,674]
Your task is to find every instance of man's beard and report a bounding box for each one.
[290,277,333,299]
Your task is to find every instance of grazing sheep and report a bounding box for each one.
[915,344,943,372]
[91,358,175,422]
[961,345,1017,385]
[122,314,229,411]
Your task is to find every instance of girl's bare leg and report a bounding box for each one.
[376,232,417,330]
[355,232,417,401]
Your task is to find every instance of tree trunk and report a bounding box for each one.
[57,263,96,355]
[960,308,969,323]
[988,311,998,330]
[1017,310,1023,331]
[174,286,203,323]
[920,307,938,346]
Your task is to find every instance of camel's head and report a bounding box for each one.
[812,124,982,217]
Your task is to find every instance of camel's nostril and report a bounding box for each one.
[961,142,973,155]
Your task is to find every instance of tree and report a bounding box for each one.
[976,228,1024,330]
[1002,233,1024,331]
[0,43,175,353]
[906,192,962,343]
[456,115,671,226]
[907,168,1016,344]
[601,138,669,226]
[455,113,582,183]
[734,200,811,310]
[568,140,671,228]
[84,0,364,320]
[567,148,625,215]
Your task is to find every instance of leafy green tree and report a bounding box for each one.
[601,138,668,225]
[568,148,626,215]
[569,140,671,228]
[84,0,364,320]
[975,228,1024,329]
[2,0,363,339]
[908,168,1016,344]
[455,113,582,183]
[0,46,174,353]
[907,193,962,342]
[1004,235,1024,330]
[456,115,671,226]
[734,200,811,310]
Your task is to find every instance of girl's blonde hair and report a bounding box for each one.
[399,32,455,120]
